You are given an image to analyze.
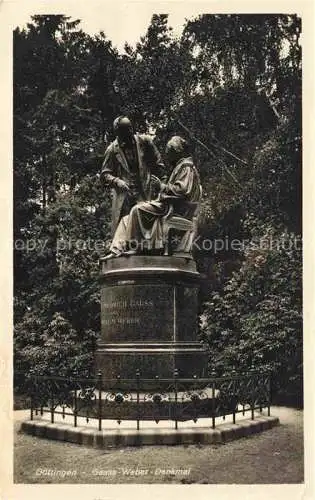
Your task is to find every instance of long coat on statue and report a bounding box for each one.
[109,156,202,254]
[101,134,165,235]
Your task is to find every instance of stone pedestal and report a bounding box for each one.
[96,255,207,386]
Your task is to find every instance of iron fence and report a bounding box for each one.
[14,369,271,430]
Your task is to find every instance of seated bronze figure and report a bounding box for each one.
[104,136,202,259]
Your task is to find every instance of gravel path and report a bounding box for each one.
[14,406,303,484]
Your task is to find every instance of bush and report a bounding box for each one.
[201,225,302,406]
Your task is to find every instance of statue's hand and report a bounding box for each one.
[151,175,161,188]
[116,179,131,193]
[159,182,168,193]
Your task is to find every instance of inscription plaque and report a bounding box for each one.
[100,284,174,342]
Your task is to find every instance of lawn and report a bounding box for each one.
[14,406,303,484]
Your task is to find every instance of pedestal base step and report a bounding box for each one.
[21,414,279,448]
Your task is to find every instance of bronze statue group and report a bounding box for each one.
[101,116,202,259]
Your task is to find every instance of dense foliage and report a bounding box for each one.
[14,14,302,404]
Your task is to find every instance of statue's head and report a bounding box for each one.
[165,136,190,167]
[113,116,134,144]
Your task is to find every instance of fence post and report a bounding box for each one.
[136,369,140,431]
[50,380,54,424]
[222,373,226,421]
[30,375,35,421]
[268,371,271,416]
[174,369,178,430]
[250,366,255,420]
[192,374,198,423]
[259,371,263,413]
[211,369,216,429]
[97,371,102,431]
[231,368,237,424]
[242,369,246,416]
[35,376,38,416]
[74,386,77,428]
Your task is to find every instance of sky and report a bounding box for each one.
[77,7,190,51]
[11,2,209,52]
[11,1,301,53]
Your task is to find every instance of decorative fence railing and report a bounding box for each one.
[14,369,271,430]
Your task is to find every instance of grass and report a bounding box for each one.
[14,406,303,484]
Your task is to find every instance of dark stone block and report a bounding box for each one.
[100,283,174,342]
[176,286,199,341]
[34,423,47,437]
[97,255,207,389]
[95,347,207,382]
[81,431,94,447]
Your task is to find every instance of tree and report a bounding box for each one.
[14,175,111,377]
[14,15,115,376]
[201,226,302,405]
[13,14,302,406]
[113,14,193,132]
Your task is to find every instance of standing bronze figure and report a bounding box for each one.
[100,116,165,235]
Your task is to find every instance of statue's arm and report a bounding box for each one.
[101,145,130,193]
[145,137,167,181]
[100,145,117,186]
[100,145,122,188]
[161,166,193,199]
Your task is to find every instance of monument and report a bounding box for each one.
[96,128,208,389]
[20,118,278,441]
